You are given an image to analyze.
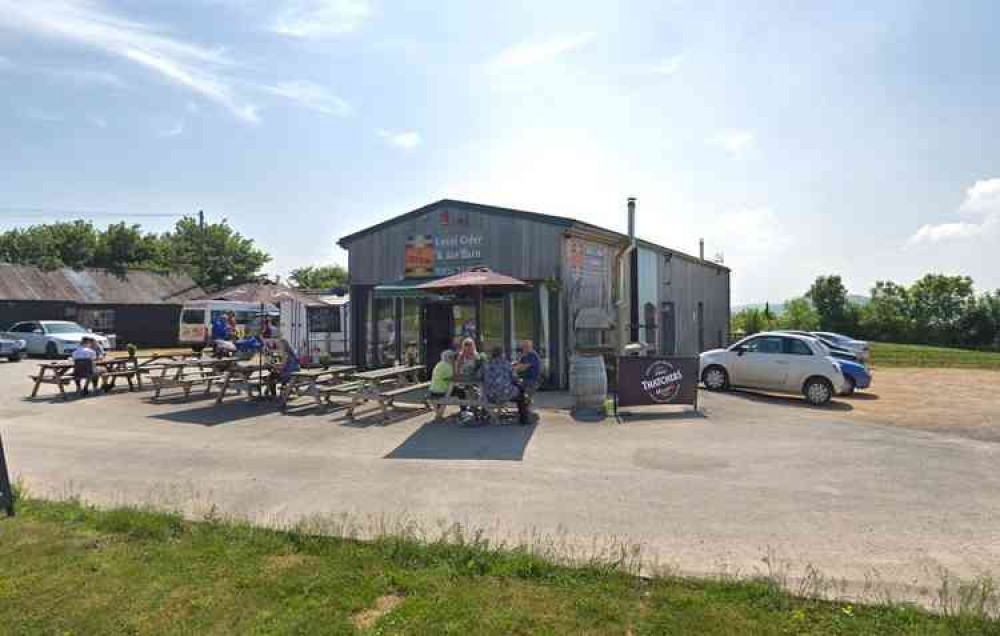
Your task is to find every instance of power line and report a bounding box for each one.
[0,207,188,218]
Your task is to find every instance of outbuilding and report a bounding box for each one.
[337,199,731,388]
[0,264,203,348]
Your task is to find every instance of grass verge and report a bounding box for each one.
[871,342,1000,370]
[1,495,997,634]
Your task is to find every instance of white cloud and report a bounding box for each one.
[0,55,13,71]
[909,221,985,244]
[709,130,755,155]
[0,0,259,123]
[958,177,1000,216]
[649,54,684,76]
[22,109,64,123]
[712,207,789,254]
[89,114,108,128]
[908,176,1000,245]
[186,101,200,114]
[489,32,594,72]
[157,120,184,137]
[269,0,372,38]
[262,81,350,116]
[377,129,421,149]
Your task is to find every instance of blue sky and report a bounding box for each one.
[1,0,998,304]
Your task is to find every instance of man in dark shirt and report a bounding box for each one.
[514,340,542,391]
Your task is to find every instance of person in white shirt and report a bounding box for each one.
[72,337,101,396]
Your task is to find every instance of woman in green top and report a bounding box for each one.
[430,349,456,420]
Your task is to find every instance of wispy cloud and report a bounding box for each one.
[489,32,594,72]
[909,177,1000,245]
[0,55,13,71]
[377,129,421,150]
[269,0,372,38]
[648,54,684,77]
[157,120,184,138]
[710,130,755,155]
[44,67,123,88]
[0,0,260,123]
[21,108,64,123]
[262,81,350,116]
[89,114,108,128]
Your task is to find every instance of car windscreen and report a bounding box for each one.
[45,323,87,334]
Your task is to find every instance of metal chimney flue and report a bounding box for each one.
[627,197,636,246]
[699,238,705,260]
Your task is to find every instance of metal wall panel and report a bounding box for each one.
[657,254,730,355]
[347,204,565,285]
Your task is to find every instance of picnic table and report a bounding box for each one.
[215,360,281,405]
[429,375,535,425]
[149,358,231,400]
[278,366,356,411]
[343,365,430,420]
[29,357,144,399]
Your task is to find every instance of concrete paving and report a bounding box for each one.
[2,358,998,605]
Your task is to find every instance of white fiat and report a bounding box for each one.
[699,332,848,406]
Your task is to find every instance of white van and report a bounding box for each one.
[178,300,279,350]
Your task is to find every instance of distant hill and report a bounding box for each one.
[733,295,869,315]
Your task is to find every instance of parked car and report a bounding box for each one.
[833,357,871,395]
[0,336,26,362]
[812,332,870,362]
[699,332,848,406]
[776,331,861,363]
[0,321,111,358]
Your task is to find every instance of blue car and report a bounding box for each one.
[837,358,871,396]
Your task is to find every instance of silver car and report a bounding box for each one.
[1,321,111,359]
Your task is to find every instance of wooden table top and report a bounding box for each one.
[351,365,424,381]
[289,366,356,380]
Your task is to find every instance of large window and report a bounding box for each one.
[373,298,397,366]
[308,306,341,333]
[510,291,535,353]
[453,303,477,347]
[181,309,205,325]
[400,299,421,365]
[78,308,116,333]
[480,297,503,354]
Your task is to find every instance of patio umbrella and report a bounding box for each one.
[416,268,527,351]
[415,267,527,291]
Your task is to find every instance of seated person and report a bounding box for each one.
[71,336,102,396]
[513,339,542,393]
[429,350,456,419]
[454,338,485,379]
[482,347,530,425]
[267,339,300,398]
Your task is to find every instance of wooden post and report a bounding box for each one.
[0,429,14,517]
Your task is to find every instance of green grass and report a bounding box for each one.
[1,496,997,634]
[871,342,1000,370]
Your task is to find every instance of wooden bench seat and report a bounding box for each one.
[380,382,432,399]
[152,374,224,400]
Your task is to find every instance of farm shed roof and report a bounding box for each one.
[0,264,203,304]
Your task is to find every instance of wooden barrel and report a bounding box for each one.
[570,354,607,412]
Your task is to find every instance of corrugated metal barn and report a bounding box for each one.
[0,264,204,347]
[338,199,731,388]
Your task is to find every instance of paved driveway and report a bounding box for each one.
[2,359,998,605]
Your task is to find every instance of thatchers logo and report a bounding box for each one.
[639,360,684,403]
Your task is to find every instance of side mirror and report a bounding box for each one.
[735,346,746,356]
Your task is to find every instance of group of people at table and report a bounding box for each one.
[429,338,541,425]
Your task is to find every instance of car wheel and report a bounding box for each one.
[841,377,856,397]
[45,341,59,359]
[702,365,729,391]
[8,353,23,362]
[804,377,834,406]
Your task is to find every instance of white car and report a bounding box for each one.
[699,332,848,406]
[0,321,111,359]
[812,332,870,362]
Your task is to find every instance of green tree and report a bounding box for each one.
[779,297,820,331]
[806,275,855,332]
[958,290,1000,347]
[92,222,164,275]
[860,281,912,342]
[0,226,63,269]
[162,217,270,290]
[909,274,974,345]
[45,221,99,269]
[288,264,349,290]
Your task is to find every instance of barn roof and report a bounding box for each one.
[0,264,203,304]
[198,281,324,307]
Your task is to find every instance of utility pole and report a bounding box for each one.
[198,210,206,288]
